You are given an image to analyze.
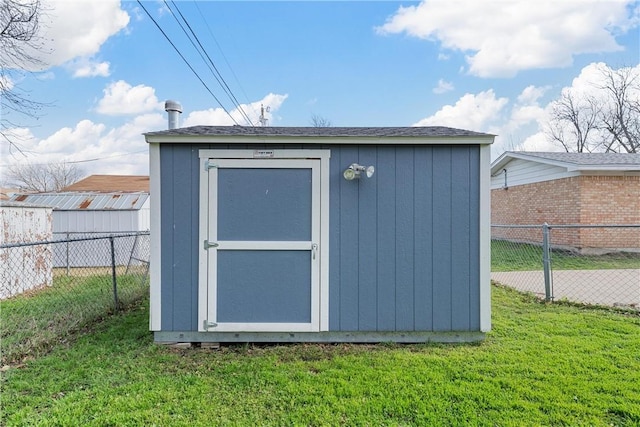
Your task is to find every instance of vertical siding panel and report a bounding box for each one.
[376,146,396,331]
[328,147,341,330]
[160,145,174,330]
[170,145,195,331]
[339,146,360,330]
[468,147,481,330]
[190,145,200,330]
[414,147,433,330]
[395,147,415,331]
[451,147,471,331]
[432,147,452,331]
[357,146,377,331]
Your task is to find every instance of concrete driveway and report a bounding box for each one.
[491,269,640,309]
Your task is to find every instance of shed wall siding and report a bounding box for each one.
[1,206,53,299]
[160,144,481,333]
[53,210,141,234]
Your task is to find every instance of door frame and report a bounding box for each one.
[198,149,330,333]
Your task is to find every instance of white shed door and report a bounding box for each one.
[203,158,321,332]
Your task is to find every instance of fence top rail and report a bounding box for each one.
[491,224,541,229]
[0,231,150,249]
[53,230,148,235]
[492,224,640,229]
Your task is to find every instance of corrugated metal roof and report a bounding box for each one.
[9,192,149,210]
[0,200,53,209]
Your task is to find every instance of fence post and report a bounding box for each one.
[66,232,70,276]
[110,236,120,311]
[542,223,553,301]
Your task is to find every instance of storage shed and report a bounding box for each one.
[0,201,53,299]
[9,192,150,267]
[145,126,494,343]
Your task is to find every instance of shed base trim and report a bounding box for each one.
[154,331,486,344]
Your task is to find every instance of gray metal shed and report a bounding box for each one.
[10,192,150,267]
[0,201,53,299]
[145,126,494,343]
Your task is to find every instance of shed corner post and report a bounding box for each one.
[479,143,492,332]
[149,141,162,331]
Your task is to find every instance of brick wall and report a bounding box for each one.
[491,175,640,250]
[578,176,640,249]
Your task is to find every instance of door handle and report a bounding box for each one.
[311,243,318,260]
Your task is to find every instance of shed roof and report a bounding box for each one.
[145,126,495,145]
[62,175,149,192]
[9,192,149,210]
[0,200,53,209]
[492,151,640,173]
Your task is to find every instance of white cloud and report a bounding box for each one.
[0,75,14,90]
[492,62,640,155]
[377,0,637,77]
[413,90,508,130]
[35,120,107,154]
[1,86,290,177]
[183,93,289,127]
[71,59,111,78]
[96,80,163,115]
[15,0,129,72]
[491,85,550,155]
[433,79,454,94]
[1,113,165,176]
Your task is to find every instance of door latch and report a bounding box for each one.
[204,240,219,250]
[203,320,218,330]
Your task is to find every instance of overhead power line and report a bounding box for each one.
[0,149,149,168]
[192,1,258,120]
[135,0,240,126]
[166,0,254,126]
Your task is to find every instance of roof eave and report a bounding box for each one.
[145,133,495,145]
[491,151,576,173]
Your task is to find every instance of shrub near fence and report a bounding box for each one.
[0,232,150,365]
[491,224,640,309]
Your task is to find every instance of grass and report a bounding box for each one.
[0,274,147,365]
[491,240,640,272]
[2,286,639,426]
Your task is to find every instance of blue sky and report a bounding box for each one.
[1,0,639,176]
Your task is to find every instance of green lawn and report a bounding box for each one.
[1,274,147,365]
[491,240,640,272]
[2,286,639,426]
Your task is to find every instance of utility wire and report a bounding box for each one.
[167,0,254,126]
[136,0,240,125]
[193,1,258,120]
[0,149,149,168]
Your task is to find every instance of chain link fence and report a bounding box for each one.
[0,232,150,365]
[491,224,640,309]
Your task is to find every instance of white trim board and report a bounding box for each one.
[149,143,162,331]
[479,144,492,332]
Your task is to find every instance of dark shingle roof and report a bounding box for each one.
[145,125,493,138]
[512,151,640,166]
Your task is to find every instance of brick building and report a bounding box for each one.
[491,152,640,252]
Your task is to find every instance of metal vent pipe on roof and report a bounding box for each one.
[165,100,182,130]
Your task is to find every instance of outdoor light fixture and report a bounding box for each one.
[343,163,375,181]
